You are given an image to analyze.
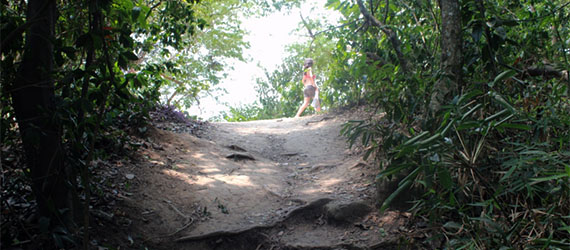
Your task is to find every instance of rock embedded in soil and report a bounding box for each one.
[325,200,372,224]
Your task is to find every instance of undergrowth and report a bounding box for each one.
[342,76,570,248]
[0,103,202,249]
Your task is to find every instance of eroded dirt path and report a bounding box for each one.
[115,111,409,249]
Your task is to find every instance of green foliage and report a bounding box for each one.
[142,0,251,110]
[1,0,246,247]
[344,85,569,247]
[337,0,570,248]
[221,104,262,122]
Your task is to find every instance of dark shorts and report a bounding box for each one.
[303,85,316,98]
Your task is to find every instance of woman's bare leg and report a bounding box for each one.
[295,97,311,117]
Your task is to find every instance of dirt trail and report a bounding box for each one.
[114,111,410,249]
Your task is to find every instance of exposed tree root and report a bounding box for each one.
[176,198,333,242]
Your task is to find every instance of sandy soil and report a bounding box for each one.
[98,109,412,249]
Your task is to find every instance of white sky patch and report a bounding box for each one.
[189,3,341,120]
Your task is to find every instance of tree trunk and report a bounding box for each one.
[429,0,463,115]
[11,0,73,229]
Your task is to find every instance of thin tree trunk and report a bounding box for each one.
[11,0,73,229]
[356,0,409,73]
[429,0,463,114]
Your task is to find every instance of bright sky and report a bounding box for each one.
[188,2,341,120]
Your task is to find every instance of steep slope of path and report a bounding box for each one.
[121,111,410,249]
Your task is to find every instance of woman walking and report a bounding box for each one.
[295,58,321,117]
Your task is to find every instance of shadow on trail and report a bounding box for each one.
[112,114,410,250]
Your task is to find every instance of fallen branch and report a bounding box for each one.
[167,217,194,237]
[144,200,194,241]
[164,199,190,219]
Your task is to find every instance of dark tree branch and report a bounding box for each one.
[161,74,186,106]
[145,0,163,20]
[365,52,386,67]
[299,12,315,40]
[426,0,439,32]
[312,19,361,37]
[356,0,409,73]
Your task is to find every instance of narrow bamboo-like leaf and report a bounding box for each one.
[380,179,412,212]
[472,137,486,164]
[454,126,468,156]
[403,131,429,145]
[377,164,409,179]
[500,164,520,182]
[417,133,441,145]
[530,174,567,183]
[520,150,547,155]
[443,221,462,230]
[532,239,570,246]
[489,70,516,87]
[456,121,480,130]
[490,92,516,113]
[496,123,531,130]
[468,202,489,207]
[449,192,457,206]
[457,89,483,105]
[441,118,457,135]
[494,114,515,127]
[484,109,510,122]
[399,166,421,186]
[461,103,482,121]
